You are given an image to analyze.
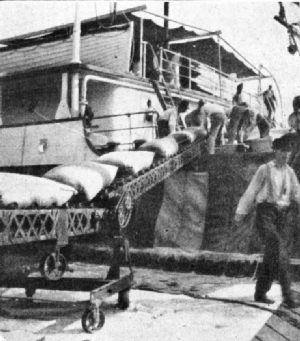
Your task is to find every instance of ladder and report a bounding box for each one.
[150,78,175,111]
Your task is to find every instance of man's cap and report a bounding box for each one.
[178,100,189,113]
[237,83,243,92]
[272,135,293,151]
[198,99,205,107]
[293,95,300,111]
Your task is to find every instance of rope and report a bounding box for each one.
[137,285,276,313]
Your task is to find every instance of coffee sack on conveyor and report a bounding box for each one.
[44,162,118,201]
[97,151,155,174]
[138,136,179,157]
[171,127,207,143]
[0,127,204,209]
[0,173,77,208]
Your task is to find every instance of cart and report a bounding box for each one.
[0,138,202,333]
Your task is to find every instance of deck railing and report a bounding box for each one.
[86,110,159,150]
[141,42,261,112]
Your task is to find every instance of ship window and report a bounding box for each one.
[1,73,61,125]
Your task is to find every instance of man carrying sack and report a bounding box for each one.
[235,135,300,308]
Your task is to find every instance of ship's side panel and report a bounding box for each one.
[0,126,25,166]
[0,121,97,167]
[86,80,163,146]
[0,28,132,74]
[2,73,61,125]
[22,121,96,166]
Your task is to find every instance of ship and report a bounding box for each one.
[0,4,287,332]
[0,4,269,175]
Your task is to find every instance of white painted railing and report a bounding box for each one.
[141,42,261,112]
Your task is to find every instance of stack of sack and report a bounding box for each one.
[0,161,119,208]
[0,128,202,208]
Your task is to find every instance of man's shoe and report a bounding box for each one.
[254,294,275,304]
[282,298,300,309]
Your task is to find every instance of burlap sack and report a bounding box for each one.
[44,162,117,201]
[97,151,154,174]
[0,172,76,208]
[138,136,179,158]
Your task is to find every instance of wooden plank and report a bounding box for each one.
[254,324,289,341]
[266,314,300,341]
[0,29,132,74]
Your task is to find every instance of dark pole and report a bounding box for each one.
[164,2,169,48]
[217,34,222,97]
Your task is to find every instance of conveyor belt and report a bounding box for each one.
[0,138,202,246]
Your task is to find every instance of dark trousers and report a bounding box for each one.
[208,112,225,154]
[288,132,300,181]
[256,114,271,138]
[255,203,292,300]
[264,98,275,120]
[227,108,246,144]
[157,120,169,138]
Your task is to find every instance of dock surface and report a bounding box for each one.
[0,263,299,340]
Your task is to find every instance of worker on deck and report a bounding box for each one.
[177,100,190,129]
[157,105,177,138]
[287,95,300,180]
[227,104,266,144]
[288,95,300,133]
[185,100,225,154]
[263,85,277,123]
[235,135,300,308]
[144,99,159,140]
[232,83,247,106]
[226,104,254,144]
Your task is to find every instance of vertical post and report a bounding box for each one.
[188,58,192,90]
[140,17,144,78]
[71,2,81,64]
[55,73,71,119]
[127,113,132,147]
[0,84,2,125]
[71,2,81,117]
[217,34,222,98]
[164,2,169,48]
[159,47,163,82]
[143,43,147,78]
[106,236,122,280]
[258,66,262,114]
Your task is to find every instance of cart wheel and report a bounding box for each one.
[118,289,130,310]
[117,192,133,229]
[81,307,105,333]
[25,287,36,298]
[39,252,67,281]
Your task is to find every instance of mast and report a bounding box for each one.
[164,2,169,48]
[71,2,81,117]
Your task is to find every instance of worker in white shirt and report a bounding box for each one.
[235,136,300,308]
[232,83,247,106]
[157,105,177,138]
[177,100,190,129]
[185,100,225,154]
[144,99,159,140]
